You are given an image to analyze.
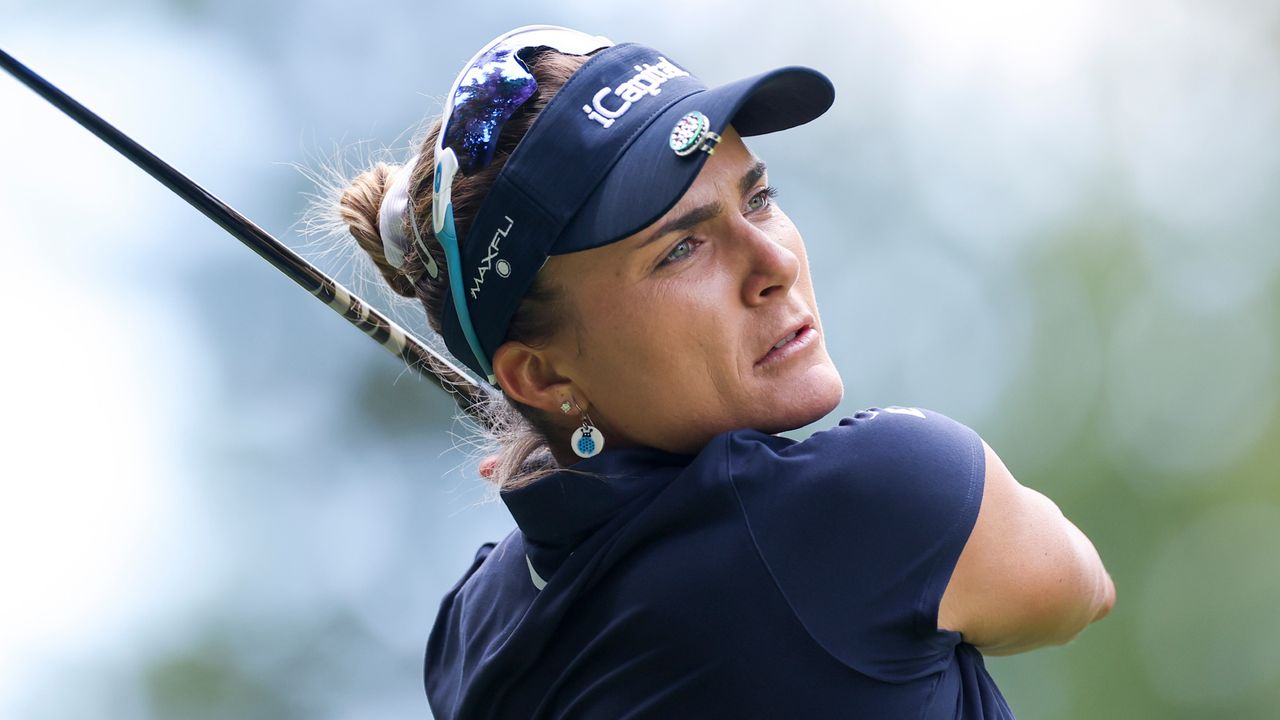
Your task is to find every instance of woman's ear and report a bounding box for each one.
[491,340,576,415]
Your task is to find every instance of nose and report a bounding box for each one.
[739,222,800,306]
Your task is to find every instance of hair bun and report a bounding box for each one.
[339,162,418,298]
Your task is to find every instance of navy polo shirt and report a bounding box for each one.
[425,408,1015,719]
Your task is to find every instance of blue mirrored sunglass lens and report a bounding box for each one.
[442,44,538,175]
[438,28,611,177]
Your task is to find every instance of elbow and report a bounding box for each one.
[1051,567,1118,647]
[1058,519,1116,640]
[1080,545,1117,628]
[964,572,1115,656]
[1093,570,1117,622]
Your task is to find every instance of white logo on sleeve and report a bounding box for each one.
[859,406,926,421]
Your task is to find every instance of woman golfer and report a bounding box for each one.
[333,25,1115,719]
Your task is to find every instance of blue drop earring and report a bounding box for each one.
[563,399,604,459]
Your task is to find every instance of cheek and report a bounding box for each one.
[579,278,733,371]
[572,270,742,407]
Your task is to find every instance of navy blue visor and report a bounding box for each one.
[440,41,835,380]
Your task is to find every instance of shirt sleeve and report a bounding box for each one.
[725,407,985,682]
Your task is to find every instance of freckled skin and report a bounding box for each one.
[493,128,844,460]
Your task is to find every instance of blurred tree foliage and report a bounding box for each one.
[4,0,1279,718]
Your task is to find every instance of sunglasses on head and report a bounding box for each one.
[431,25,612,381]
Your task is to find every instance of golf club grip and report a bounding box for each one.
[0,47,491,412]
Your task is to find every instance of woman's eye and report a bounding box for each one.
[747,185,779,212]
[659,238,698,267]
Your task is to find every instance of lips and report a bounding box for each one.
[772,330,800,350]
[757,318,816,365]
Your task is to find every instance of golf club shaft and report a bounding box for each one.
[0,47,490,410]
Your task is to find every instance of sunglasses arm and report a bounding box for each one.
[432,149,459,235]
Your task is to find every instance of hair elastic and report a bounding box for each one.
[376,155,439,280]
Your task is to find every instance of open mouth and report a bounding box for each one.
[772,329,801,350]
[757,322,816,366]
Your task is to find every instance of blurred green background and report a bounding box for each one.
[2,0,1278,718]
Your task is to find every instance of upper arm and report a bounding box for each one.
[728,409,987,681]
[937,441,1115,654]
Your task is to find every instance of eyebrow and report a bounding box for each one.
[638,160,769,250]
[739,159,768,197]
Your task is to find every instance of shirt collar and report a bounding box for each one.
[500,445,693,546]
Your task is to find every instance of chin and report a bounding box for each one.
[759,362,844,434]
[658,364,845,453]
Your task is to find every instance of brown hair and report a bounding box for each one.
[334,50,592,491]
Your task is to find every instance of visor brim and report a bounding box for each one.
[553,66,835,254]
